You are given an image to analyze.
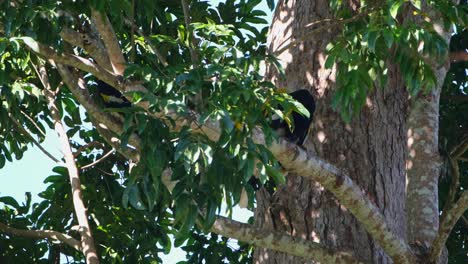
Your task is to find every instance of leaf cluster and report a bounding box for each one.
[0,0,279,261]
[326,0,464,121]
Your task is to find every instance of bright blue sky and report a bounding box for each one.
[1,1,273,262]
[0,130,61,201]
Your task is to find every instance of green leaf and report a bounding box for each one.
[43,175,64,183]
[0,144,12,162]
[221,110,234,133]
[325,54,335,69]
[367,31,378,52]
[0,196,21,209]
[265,165,285,185]
[128,185,147,210]
[291,100,310,119]
[204,200,217,229]
[0,154,5,168]
[390,1,403,19]
[142,177,155,211]
[382,29,394,48]
[267,0,275,10]
[244,153,255,182]
[411,0,421,10]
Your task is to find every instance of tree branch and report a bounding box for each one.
[90,9,126,75]
[73,141,105,158]
[429,191,468,262]
[441,157,461,221]
[80,149,115,170]
[0,222,81,252]
[181,0,198,64]
[39,63,99,264]
[450,136,468,158]
[59,27,112,71]
[462,216,468,228]
[20,109,46,137]
[210,216,363,263]
[22,37,119,86]
[8,114,60,163]
[440,135,468,230]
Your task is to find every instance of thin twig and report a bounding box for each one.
[80,149,115,170]
[129,0,136,63]
[9,114,60,163]
[20,110,46,137]
[429,192,468,262]
[461,216,468,228]
[181,0,198,64]
[441,157,461,221]
[450,136,468,158]
[0,222,81,252]
[123,18,169,66]
[73,141,105,158]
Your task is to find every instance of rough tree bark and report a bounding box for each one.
[253,1,449,263]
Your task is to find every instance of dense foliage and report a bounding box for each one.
[0,0,466,263]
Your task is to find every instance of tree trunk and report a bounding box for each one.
[254,1,409,263]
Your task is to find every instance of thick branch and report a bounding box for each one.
[263,138,416,263]
[22,37,119,87]
[429,191,468,262]
[40,64,99,264]
[211,216,363,263]
[90,9,126,75]
[59,27,112,71]
[0,222,81,251]
[406,92,442,247]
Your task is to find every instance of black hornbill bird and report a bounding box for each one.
[96,80,131,108]
[270,89,315,146]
